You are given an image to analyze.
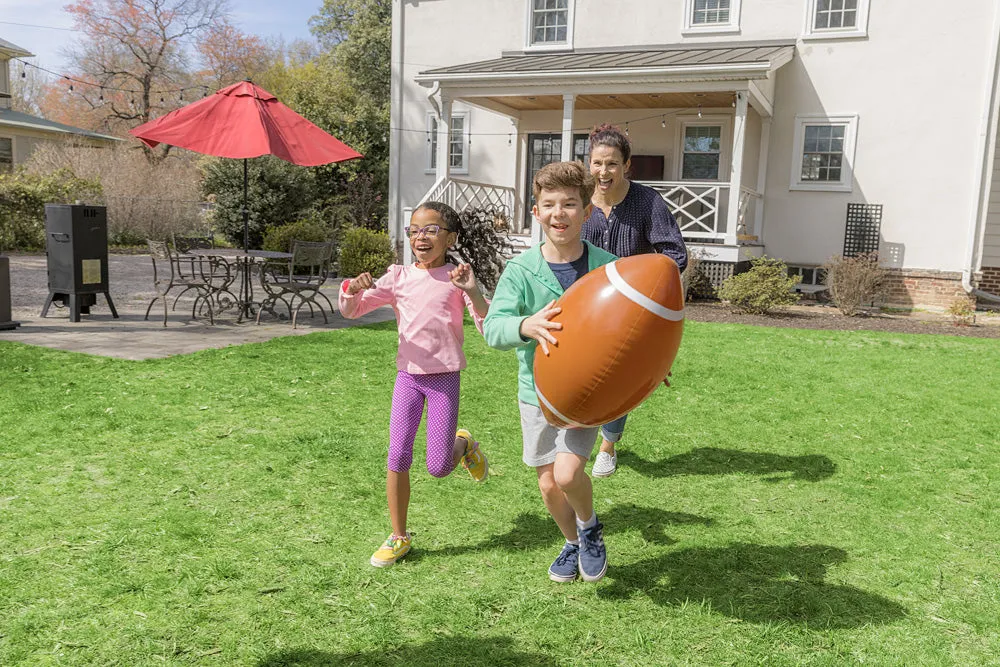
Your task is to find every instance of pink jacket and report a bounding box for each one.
[338,264,487,374]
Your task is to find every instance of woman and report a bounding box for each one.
[582,123,688,478]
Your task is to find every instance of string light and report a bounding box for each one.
[697,104,702,119]
[661,116,666,128]
[98,88,104,102]
[624,122,629,137]
[13,57,213,99]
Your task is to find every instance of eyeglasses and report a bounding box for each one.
[404,224,451,238]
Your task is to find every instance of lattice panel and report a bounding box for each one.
[844,203,882,258]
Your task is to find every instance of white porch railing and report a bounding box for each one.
[636,181,729,241]
[418,177,522,228]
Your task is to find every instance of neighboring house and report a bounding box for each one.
[388,0,1000,309]
[0,37,119,174]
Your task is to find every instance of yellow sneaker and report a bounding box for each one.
[370,533,411,567]
[457,428,488,482]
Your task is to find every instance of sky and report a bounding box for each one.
[0,0,322,74]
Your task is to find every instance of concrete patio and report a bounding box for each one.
[0,253,394,360]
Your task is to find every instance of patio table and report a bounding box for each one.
[188,248,293,322]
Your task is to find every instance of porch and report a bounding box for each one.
[404,41,794,269]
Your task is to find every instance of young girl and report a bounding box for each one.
[338,201,490,567]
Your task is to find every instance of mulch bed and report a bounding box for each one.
[684,301,1000,339]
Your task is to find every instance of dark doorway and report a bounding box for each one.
[523,133,589,231]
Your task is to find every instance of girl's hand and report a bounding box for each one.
[519,300,562,356]
[347,272,374,295]
[448,263,477,292]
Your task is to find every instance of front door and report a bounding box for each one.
[524,133,589,231]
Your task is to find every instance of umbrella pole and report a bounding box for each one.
[240,157,251,321]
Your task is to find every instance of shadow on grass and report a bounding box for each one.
[620,447,836,482]
[600,542,905,628]
[413,504,713,560]
[257,636,558,666]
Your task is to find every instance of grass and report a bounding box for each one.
[1,320,998,665]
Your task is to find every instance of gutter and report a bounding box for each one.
[389,0,405,246]
[965,0,1000,304]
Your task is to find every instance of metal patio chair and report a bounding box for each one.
[256,239,335,328]
[144,239,215,326]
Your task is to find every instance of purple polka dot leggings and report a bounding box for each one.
[388,370,461,478]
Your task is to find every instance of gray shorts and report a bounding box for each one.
[518,401,599,468]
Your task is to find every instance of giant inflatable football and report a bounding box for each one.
[533,253,684,428]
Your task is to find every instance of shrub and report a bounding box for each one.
[26,143,202,245]
[200,155,318,249]
[718,256,800,315]
[681,249,714,301]
[823,253,888,316]
[450,205,515,294]
[0,168,103,252]
[339,227,396,278]
[946,295,977,326]
[262,218,331,253]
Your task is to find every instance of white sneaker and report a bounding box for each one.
[592,451,618,478]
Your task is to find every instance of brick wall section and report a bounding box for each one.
[981,267,1000,295]
[882,268,969,310]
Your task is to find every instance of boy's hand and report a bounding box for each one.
[448,263,477,292]
[520,300,562,356]
[347,272,374,295]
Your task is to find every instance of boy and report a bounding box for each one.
[484,161,617,583]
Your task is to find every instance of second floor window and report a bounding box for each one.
[693,0,731,25]
[814,0,858,30]
[530,0,570,46]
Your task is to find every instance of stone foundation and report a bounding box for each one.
[883,268,968,310]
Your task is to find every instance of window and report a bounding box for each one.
[683,0,741,33]
[682,125,722,180]
[804,0,870,39]
[526,0,574,49]
[0,137,12,174]
[790,114,858,192]
[426,112,469,174]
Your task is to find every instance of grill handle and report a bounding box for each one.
[50,233,71,242]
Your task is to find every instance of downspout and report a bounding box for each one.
[964,0,1000,304]
[389,0,405,249]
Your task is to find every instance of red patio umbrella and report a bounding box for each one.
[130,80,363,252]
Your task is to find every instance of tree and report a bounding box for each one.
[9,62,47,116]
[196,22,280,89]
[304,0,392,226]
[63,0,228,144]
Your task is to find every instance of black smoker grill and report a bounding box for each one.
[40,204,118,322]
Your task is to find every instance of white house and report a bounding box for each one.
[0,37,119,173]
[388,0,1000,309]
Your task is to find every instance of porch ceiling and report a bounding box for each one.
[486,91,736,111]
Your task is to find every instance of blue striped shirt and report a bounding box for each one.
[583,181,688,273]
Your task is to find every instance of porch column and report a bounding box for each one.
[561,94,576,161]
[511,118,527,232]
[754,117,772,241]
[436,92,453,182]
[725,91,748,246]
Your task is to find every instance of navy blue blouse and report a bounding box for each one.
[583,181,688,273]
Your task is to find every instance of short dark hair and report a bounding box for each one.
[532,161,596,203]
[414,200,462,236]
[588,123,631,163]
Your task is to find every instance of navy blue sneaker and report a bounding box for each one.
[578,519,607,582]
[548,542,580,582]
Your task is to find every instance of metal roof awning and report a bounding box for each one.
[417,40,795,89]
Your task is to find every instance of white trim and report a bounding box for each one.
[802,0,871,40]
[789,113,859,192]
[524,0,575,51]
[673,114,732,181]
[415,61,781,85]
[425,110,470,176]
[606,263,686,321]
[682,0,742,35]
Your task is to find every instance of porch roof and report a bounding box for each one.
[416,40,795,89]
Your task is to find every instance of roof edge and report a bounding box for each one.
[498,38,797,59]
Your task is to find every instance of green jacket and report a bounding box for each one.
[483,241,618,406]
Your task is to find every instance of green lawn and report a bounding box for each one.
[1,321,998,665]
